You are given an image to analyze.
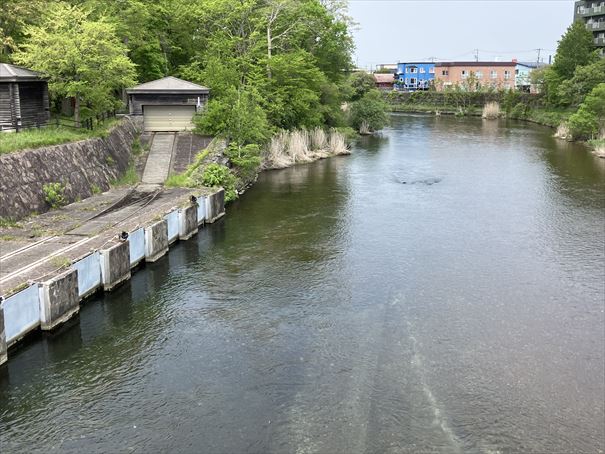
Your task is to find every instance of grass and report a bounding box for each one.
[0,118,121,154]
[0,217,21,228]
[164,173,192,188]
[110,163,139,187]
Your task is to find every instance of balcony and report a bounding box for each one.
[587,21,605,32]
[578,4,605,16]
[595,37,605,45]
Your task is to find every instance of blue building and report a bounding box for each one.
[396,62,435,91]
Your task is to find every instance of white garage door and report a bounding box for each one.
[143,105,195,132]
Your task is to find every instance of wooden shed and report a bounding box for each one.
[126,77,210,132]
[0,63,50,131]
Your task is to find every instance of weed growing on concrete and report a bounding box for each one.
[91,184,102,195]
[42,182,67,209]
[51,255,71,269]
[0,217,21,228]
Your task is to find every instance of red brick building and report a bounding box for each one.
[434,62,517,91]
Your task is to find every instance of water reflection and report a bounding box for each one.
[1,114,603,453]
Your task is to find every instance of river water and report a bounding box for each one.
[1,114,604,453]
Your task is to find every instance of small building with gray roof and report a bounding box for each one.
[0,63,50,131]
[126,76,210,132]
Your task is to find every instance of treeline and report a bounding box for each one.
[1,0,392,196]
[532,21,604,141]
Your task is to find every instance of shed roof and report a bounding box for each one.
[374,73,396,83]
[126,76,209,94]
[0,63,46,82]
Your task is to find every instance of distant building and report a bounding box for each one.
[375,64,398,74]
[395,62,435,91]
[434,62,517,91]
[374,73,396,90]
[515,61,545,93]
[0,63,50,131]
[574,1,605,56]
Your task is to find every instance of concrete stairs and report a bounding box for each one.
[142,133,176,185]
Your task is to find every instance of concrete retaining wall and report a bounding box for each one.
[100,241,131,291]
[179,205,198,240]
[145,220,168,262]
[128,228,145,268]
[39,269,79,331]
[206,189,226,223]
[2,284,40,346]
[72,252,101,299]
[0,116,143,220]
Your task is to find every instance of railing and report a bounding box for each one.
[588,21,605,31]
[595,37,605,45]
[579,5,605,15]
[11,110,117,133]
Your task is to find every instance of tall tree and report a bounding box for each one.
[14,3,137,126]
[552,20,598,80]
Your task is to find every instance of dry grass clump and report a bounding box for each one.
[359,120,371,135]
[263,128,350,169]
[554,122,572,141]
[482,102,500,120]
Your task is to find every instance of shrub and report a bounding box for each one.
[201,164,237,202]
[349,89,389,132]
[42,182,67,208]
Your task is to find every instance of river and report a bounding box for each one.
[1,114,604,453]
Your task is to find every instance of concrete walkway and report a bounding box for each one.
[142,133,176,184]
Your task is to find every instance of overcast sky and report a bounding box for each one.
[348,0,575,68]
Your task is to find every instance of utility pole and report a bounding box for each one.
[474,49,479,62]
[535,48,542,66]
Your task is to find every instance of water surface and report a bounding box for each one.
[1,114,604,453]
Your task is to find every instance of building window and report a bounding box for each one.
[461,70,468,79]
[429,67,435,74]
[410,78,417,85]
[419,67,425,73]
[490,70,498,79]
[410,67,418,73]
[515,69,519,75]
[476,71,483,79]
[441,70,449,76]
[504,70,511,80]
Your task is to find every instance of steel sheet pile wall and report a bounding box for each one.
[73,252,101,299]
[165,211,179,244]
[2,285,40,346]
[129,228,145,268]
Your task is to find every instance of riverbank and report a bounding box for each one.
[384,91,605,156]
[0,181,225,365]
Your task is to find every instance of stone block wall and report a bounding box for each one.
[0,116,143,220]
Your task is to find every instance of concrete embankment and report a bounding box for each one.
[0,186,225,365]
[0,117,142,220]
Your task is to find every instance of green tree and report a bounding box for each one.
[558,59,605,106]
[552,20,598,80]
[195,87,270,145]
[14,3,136,126]
[348,72,376,101]
[568,83,605,139]
[349,89,389,132]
